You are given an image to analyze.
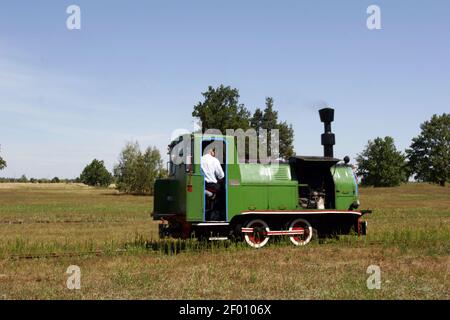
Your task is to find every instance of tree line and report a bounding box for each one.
[0,142,166,195]
[0,85,448,190]
[193,85,449,187]
[0,176,64,184]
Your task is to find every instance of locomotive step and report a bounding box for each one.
[208,236,229,241]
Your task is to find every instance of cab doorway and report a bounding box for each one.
[201,139,227,222]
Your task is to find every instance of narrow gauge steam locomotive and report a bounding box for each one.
[152,108,370,248]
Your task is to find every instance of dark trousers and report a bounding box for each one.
[205,182,224,220]
[206,182,221,193]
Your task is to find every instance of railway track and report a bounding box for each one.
[3,239,401,261]
[6,249,128,260]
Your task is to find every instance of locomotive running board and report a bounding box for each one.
[241,227,305,236]
[241,210,362,216]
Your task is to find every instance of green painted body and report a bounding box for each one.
[333,165,359,212]
[153,134,359,223]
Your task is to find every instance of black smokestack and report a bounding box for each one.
[319,108,335,157]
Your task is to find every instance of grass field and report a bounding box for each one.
[0,183,448,299]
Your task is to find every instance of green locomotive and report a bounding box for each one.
[152,108,369,248]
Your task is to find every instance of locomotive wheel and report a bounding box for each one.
[244,219,270,248]
[288,218,313,246]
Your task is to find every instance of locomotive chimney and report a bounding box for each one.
[319,108,335,158]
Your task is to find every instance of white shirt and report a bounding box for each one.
[201,153,225,183]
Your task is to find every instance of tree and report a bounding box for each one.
[193,85,251,134]
[356,136,408,187]
[251,97,295,160]
[19,175,28,183]
[113,142,164,194]
[0,146,6,170]
[278,121,295,160]
[406,113,450,186]
[114,142,140,193]
[51,177,61,183]
[79,159,112,187]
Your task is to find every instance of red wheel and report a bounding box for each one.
[288,218,313,246]
[244,219,270,248]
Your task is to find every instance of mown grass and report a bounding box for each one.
[0,182,448,299]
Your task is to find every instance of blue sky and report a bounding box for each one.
[0,0,449,178]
